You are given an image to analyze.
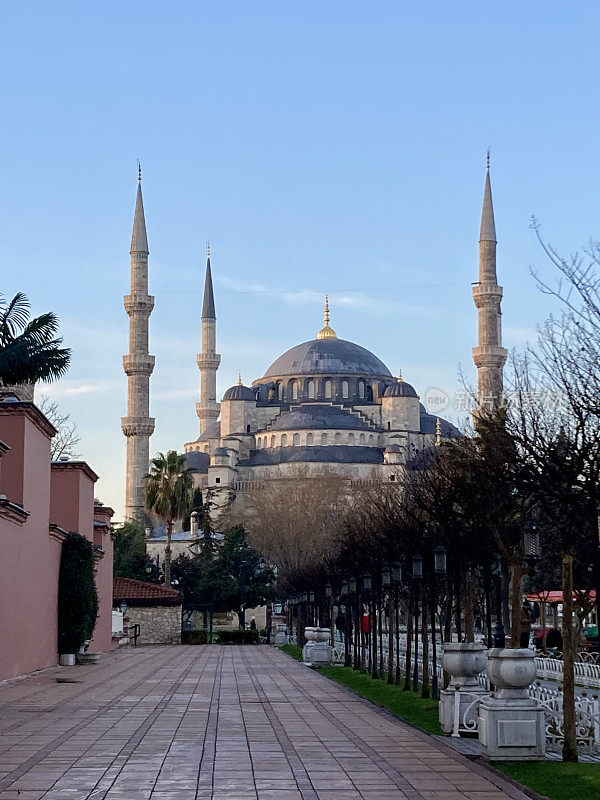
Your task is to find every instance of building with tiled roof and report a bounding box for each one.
[113,577,182,645]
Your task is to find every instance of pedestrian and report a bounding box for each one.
[250,616,257,631]
[335,611,345,642]
[519,601,534,648]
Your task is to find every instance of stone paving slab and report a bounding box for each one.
[0,646,532,800]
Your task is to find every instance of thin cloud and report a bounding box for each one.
[41,381,108,398]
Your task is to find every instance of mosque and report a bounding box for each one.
[123,161,505,533]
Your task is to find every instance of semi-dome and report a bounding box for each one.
[263,337,391,379]
[383,376,418,398]
[222,384,255,401]
[268,404,372,431]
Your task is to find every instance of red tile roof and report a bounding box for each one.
[113,576,181,606]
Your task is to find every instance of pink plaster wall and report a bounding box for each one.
[50,464,113,653]
[0,404,61,679]
[91,503,115,652]
[0,402,115,680]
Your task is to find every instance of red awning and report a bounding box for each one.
[527,590,596,603]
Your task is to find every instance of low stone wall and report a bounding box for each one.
[126,604,182,644]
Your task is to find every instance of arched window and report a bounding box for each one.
[281,434,288,447]
[307,433,313,445]
[348,433,355,444]
[369,435,374,444]
[358,380,365,399]
[246,424,251,434]
[196,446,200,452]
[307,380,315,399]
[293,433,300,446]
[359,433,365,444]
[387,421,391,430]
[321,433,328,445]
[342,380,349,399]
[335,432,342,444]
[325,380,332,399]
[271,435,276,448]
[277,382,284,401]
[291,381,298,401]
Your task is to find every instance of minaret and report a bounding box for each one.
[196,243,221,433]
[472,153,507,411]
[121,166,155,521]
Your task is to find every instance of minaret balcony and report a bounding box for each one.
[124,294,155,315]
[123,354,155,376]
[472,345,508,369]
[196,353,221,369]
[121,416,155,437]
[472,283,503,308]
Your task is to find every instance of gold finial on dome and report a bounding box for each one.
[435,416,442,447]
[317,295,337,340]
[397,370,403,382]
[206,241,211,260]
[238,372,242,386]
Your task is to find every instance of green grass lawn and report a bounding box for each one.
[280,644,303,661]
[497,762,600,800]
[320,665,442,734]
[278,646,599,800]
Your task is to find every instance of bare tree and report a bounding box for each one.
[38,395,81,460]
[233,471,352,592]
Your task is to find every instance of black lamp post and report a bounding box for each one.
[341,579,351,666]
[412,553,423,692]
[349,576,359,670]
[430,545,447,700]
[491,562,506,647]
[392,561,403,684]
[362,571,374,676]
[382,565,393,684]
[325,582,333,632]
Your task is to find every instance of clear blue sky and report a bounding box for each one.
[1,2,598,519]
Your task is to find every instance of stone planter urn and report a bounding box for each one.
[273,623,288,646]
[439,642,487,734]
[303,627,333,667]
[486,647,537,699]
[478,648,544,761]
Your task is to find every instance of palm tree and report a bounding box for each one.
[0,293,71,391]
[145,451,193,587]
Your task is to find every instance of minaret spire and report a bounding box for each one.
[472,154,507,412]
[196,243,221,433]
[122,168,155,521]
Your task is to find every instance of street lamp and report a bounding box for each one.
[431,545,447,699]
[349,577,359,669]
[524,521,540,573]
[391,562,403,684]
[382,566,393,683]
[362,572,375,676]
[491,561,506,647]
[412,554,423,692]
[340,579,351,667]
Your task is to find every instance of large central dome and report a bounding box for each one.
[263,337,392,378]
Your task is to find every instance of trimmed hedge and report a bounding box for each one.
[182,629,208,645]
[216,629,259,645]
[58,532,98,654]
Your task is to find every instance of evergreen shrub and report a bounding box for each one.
[216,629,259,645]
[58,532,98,654]
[181,629,208,645]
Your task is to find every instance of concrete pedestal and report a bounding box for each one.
[439,686,488,734]
[478,696,545,761]
[302,641,333,668]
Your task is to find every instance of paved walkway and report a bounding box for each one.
[0,646,531,800]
